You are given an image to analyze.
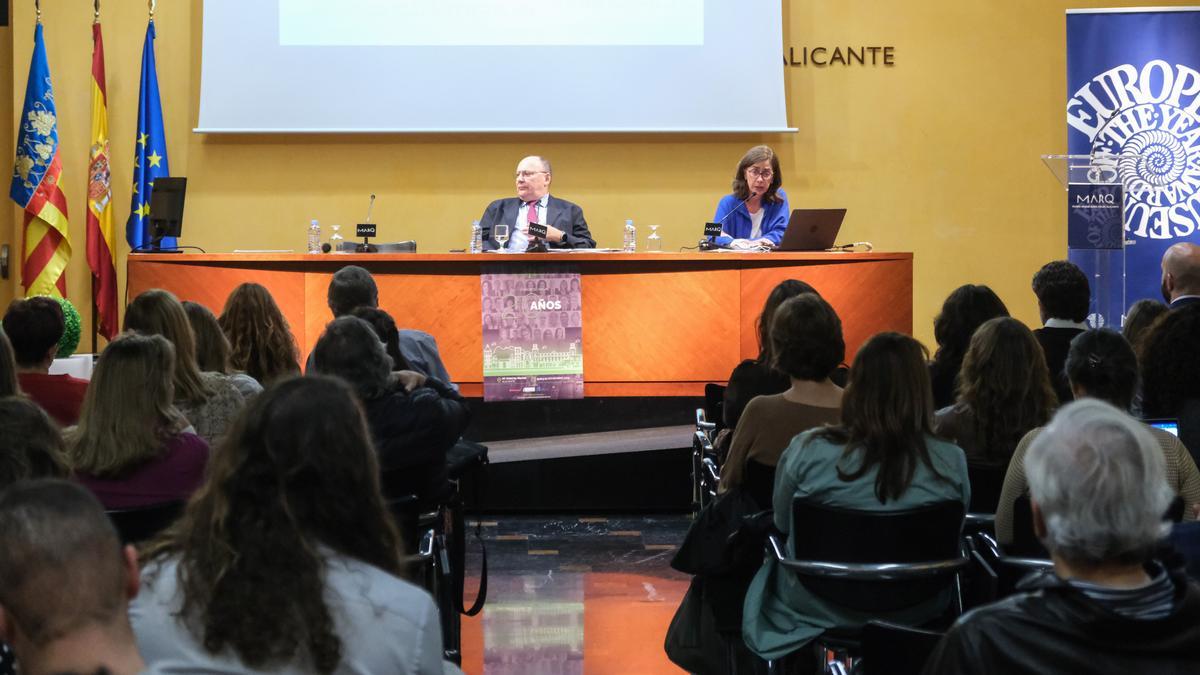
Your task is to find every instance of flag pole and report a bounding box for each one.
[90,0,100,356]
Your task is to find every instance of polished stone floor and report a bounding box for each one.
[459,514,692,675]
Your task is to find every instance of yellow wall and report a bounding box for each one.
[9,1,1196,353]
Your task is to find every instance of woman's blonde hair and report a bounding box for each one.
[124,289,214,404]
[68,333,181,477]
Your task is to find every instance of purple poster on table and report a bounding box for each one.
[481,265,584,402]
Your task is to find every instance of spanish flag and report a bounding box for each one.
[10,21,71,298]
[87,20,118,339]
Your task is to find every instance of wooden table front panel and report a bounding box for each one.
[127,253,913,396]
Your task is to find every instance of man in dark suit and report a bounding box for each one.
[479,156,596,251]
[1161,242,1200,310]
[1031,260,1090,404]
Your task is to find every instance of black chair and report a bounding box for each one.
[966,461,1006,515]
[859,621,944,675]
[106,501,185,544]
[1010,495,1050,558]
[704,383,727,435]
[692,410,720,515]
[744,459,776,511]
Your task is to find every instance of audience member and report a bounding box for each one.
[312,265,456,388]
[1122,298,1168,354]
[351,306,411,371]
[217,282,301,386]
[995,329,1200,544]
[124,289,245,444]
[312,317,469,508]
[1160,242,1200,310]
[182,301,263,400]
[718,294,843,503]
[1031,260,1091,403]
[928,284,1009,409]
[934,317,1056,466]
[0,331,18,398]
[0,479,145,675]
[132,376,453,674]
[68,333,209,510]
[1139,305,1200,466]
[723,279,825,432]
[742,332,969,661]
[924,399,1200,674]
[2,297,89,425]
[0,397,68,487]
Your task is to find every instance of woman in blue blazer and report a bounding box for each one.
[712,145,789,249]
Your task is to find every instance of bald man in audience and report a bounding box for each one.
[1161,242,1200,310]
[0,480,144,675]
[478,155,596,251]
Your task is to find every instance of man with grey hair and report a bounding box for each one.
[479,155,596,251]
[923,399,1200,674]
[1161,241,1200,310]
[0,479,145,675]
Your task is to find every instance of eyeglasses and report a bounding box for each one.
[515,170,549,180]
[747,168,774,179]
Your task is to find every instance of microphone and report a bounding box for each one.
[700,191,757,250]
[364,193,376,223]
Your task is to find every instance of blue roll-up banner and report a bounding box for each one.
[1066,9,1200,323]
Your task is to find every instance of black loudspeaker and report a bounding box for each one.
[148,177,187,249]
[2,1,9,27]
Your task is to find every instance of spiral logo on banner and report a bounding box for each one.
[1067,60,1200,241]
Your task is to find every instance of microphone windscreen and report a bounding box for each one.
[321,242,332,253]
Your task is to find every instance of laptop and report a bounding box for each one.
[775,208,847,251]
[1144,418,1180,437]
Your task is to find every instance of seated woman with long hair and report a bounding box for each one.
[934,317,1057,466]
[927,285,1009,409]
[718,294,844,504]
[742,332,970,661]
[131,376,452,674]
[0,396,68,487]
[69,333,208,509]
[125,290,246,445]
[218,282,301,386]
[995,328,1200,544]
[182,301,263,400]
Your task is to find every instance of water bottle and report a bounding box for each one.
[469,220,482,253]
[307,219,321,253]
[623,219,636,252]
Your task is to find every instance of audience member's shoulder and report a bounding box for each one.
[325,554,438,628]
[200,371,246,402]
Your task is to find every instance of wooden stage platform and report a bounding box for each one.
[127,251,913,398]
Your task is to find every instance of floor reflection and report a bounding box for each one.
[460,515,690,675]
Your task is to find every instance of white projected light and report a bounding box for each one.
[197,0,791,133]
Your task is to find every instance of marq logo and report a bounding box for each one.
[1075,192,1117,205]
[1067,60,1200,240]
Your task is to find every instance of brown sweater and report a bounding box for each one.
[995,424,1200,544]
[718,393,840,493]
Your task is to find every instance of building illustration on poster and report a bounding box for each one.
[481,266,584,401]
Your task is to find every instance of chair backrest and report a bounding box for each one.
[704,383,726,433]
[106,501,185,544]
[966,461,1007,514]
[790,498,965,612]
[744,459,776,511]
[1010,495,1049,558]
[861,621,944,675]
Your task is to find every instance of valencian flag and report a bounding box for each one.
[126,19,172,250]
[87,20,118,339]
[10,22,72,297]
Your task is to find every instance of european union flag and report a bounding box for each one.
[126,19,172,250]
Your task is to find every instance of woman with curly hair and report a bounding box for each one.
[70,333,208,509]
[934,317,1057,467]
[218,283,301,386]
[132,376,451,674]
[927,285,1010,409]
[1140,304,1200,466]
[125,290,246,445]
[182,301,263,400]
